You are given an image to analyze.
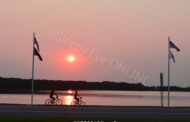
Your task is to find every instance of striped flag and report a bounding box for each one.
[34,47,43,61]
[168,37,180,63]
[34,36,40,51]
[169,37,180,52]
[169,50,175,63]
[33,33,42,61]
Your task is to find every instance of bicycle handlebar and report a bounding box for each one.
[55,94,58,99]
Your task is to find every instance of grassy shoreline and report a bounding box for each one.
[0,117,190,122]
[0,104,190,108]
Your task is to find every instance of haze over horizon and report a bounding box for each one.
[0,0,190,87]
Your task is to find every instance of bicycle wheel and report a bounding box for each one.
[56,99,62,105]
[79,101,85,105]
[45,99,52,105]
[71,101,76,105]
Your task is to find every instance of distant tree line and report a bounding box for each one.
[0,77,189,93]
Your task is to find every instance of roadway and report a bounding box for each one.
[0,105,190,119]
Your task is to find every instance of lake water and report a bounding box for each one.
[0,91,190,107]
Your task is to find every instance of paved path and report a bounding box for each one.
[0,105,190,119]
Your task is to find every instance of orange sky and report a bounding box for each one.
[0,0,190,87]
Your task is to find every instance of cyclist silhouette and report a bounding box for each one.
[74,90,80,104]
[45,90,62,105]
[71,90,85,105]
[50,90,56,102]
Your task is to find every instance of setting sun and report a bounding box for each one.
[67,90,73,94]
[68,56,75,62]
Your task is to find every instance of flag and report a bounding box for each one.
[169,37,180,52]
[169,50,175,63]
[34,47,43,61]
[34,34,40,51]
[31,33,43,105]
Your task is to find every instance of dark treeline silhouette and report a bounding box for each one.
[0,77,189,93]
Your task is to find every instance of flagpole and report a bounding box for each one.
[31,33,35,105]
[168,37,171,107]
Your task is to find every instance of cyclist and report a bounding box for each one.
[74,90,80,104]
[50,90,56,102]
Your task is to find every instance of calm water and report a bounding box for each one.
[0,91,190,107]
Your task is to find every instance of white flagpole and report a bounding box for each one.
[168,37,171,107]
[31,33,35,105]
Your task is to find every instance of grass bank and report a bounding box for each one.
[0,117,190,122]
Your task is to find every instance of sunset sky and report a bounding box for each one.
[0,0,190,87]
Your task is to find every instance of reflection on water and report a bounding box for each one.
[63,96,74,105]
[0,91,190,107]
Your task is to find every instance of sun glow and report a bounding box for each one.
[68,56,75,62]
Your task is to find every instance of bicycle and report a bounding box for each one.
[45,95,62,105]
[71,96,85,105]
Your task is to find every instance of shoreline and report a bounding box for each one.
[0,104,190,119]
[0,104,189,108]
